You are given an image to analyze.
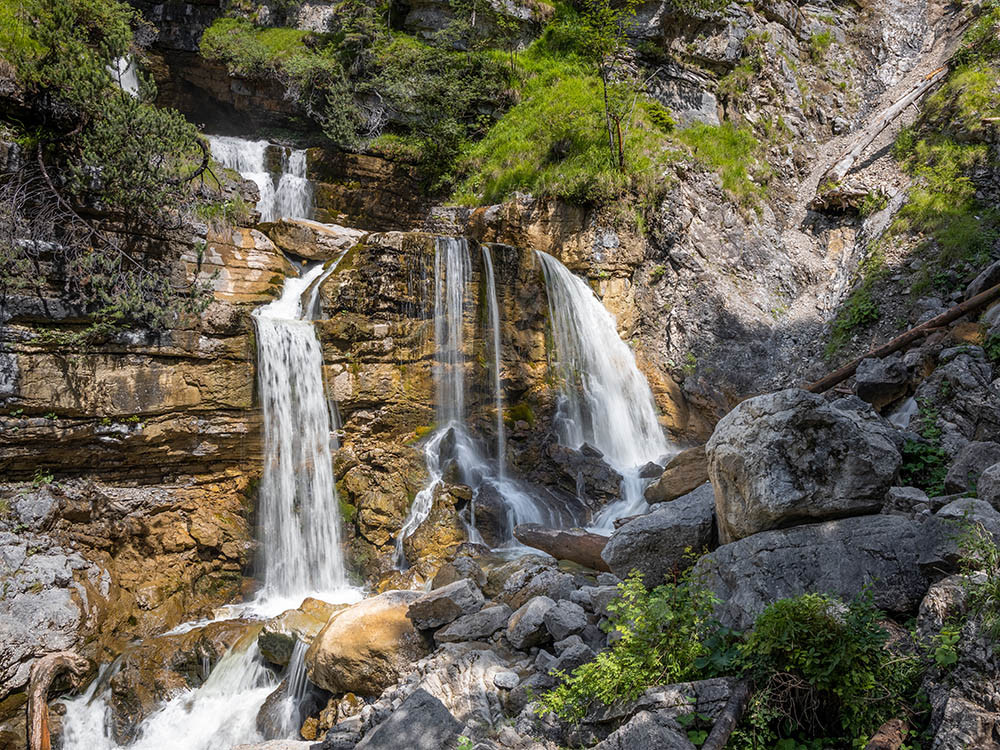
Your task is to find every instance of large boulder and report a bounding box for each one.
[943,441,1000,494]
[706,388,901,543]
[258,598,345,666]
[644,446,708,504]
[355,688,461,750]
[513,524,610,572]
[693,515,944,629]
[854,354,909,410]
[260,218,365,261]
[506,596,556,650]
[487,555,577,609]
[305,591,431,696]
[407,578,485,630]
[978,462,1000,510]
[601,483,715,587]
[547,443,624,509]
[591,710,696,750]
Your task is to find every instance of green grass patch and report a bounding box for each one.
[676,121,771,208]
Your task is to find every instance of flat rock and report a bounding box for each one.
[434,604,512,644]
[706,388,901,543]
[601,483,715,587]
[407,578,485,630]
[513,524,610,572]
[693,515,944,629]
[354,688,461,750]
[644,445,708,504]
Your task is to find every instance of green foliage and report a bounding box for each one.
[670,0,731,15]
[733,593,919,747]
[505,402,536,427]
[859,190,889,217]
[676,122,770,208]
[900,400,949,496]
[984,332,1000,365]
[339,496,358,525]
[931,624,961,667]
[958,520,1000,640]
[808,30,834,63]
[826,248,888,357]
[538,569,718,720]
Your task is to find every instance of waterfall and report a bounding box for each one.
[207,135,313,222]
[483,246,506,476]
[253,262,349,604]
[107,56,139,97]
[537,251,671,528]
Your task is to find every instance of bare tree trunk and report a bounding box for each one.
[819,67,947,188]
[701,679,751,750]
[27,651,89,750]
[806,281,1000,393]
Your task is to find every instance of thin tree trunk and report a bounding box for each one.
[601,72,617,169]
[27,651,89,750]
[701,679,751,750]
[806,281,1000,393]
[819,67,947,188]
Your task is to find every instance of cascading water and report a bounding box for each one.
[253,261,351,606]
[108,56,140,97]
[537,251,672,528]
[483,245,506,476]
[395,239,554,568]
[61,259,357,747]
[207,135,313,222]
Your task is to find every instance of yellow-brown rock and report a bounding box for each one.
[645,445,709,504]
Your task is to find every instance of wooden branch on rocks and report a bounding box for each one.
[701,679,751,750]
[27,651,89,750]
[807,281,1000,394]
[819,67,947,188]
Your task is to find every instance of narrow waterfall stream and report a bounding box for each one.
[537,251,672,528]
[61,260,357,749]
[483,246,507,477]
[107,57,139,97]
[207,135,313,222]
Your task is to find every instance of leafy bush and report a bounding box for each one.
[808,30,834,63]
[539,569,718,720]
[733,594,919,748]
[899,401,949,496]
[958,521,1000,640]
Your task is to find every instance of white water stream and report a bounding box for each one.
[537,251,671,528]
[62,260,357,748]
[483,246,507,477]
[207,135,313,222]
[107,56,140,97]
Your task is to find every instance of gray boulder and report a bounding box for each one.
[602,483,716,586]
[977,462,1000,510]
[937,498,1000,538]
[943,441,1000,494]
[543,600,588,641]
[693,515,943,629]
[354,688,461,750]
[506,596,556,650]
[706,388,901,543]
[434,604,512,645]
[407,578,485,630]
[964,258,1000,300]
[591,710,696,750]
[488,556,577,609]
[854,354,909,410]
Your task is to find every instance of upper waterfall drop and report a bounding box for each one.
[537,251,671,526]
[253,261,351,605]
[207,135,313,222]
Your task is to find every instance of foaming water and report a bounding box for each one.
[207,135,313,221]
[537,251,672,528]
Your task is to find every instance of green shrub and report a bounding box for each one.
[676,122,770,208]
[539,569,718,720]
[733,594,919,747]
[899,401,949,496]
[808,30,834,63]
[958,520,1000,640]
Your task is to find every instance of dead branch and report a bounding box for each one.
[819,67,947,188]
[806,280,1000,393]
[701,679,751,750]
[27,651,89,750]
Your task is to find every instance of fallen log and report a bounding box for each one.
[819,67,947,187]
[701,679,751,750]
[28,651,89,750]
[807,281,1000,394]
[512,524,611,571]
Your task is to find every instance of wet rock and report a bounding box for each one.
[260,218,366,261]
[601,483,715,587]
[543,600,587,641]
[706,389,901,543]
[507,596,556,650]
[407,578,486,630]
[943,441,1000,494]
[854,354,909,410]
[306,590,431,696]
[546,443,624,509]
[512,524,610,572]
[259,600,344,666]
[355,688,461,750]
[694,515,943,629]
[435,604,513,644]
[472,484,511,548]
[644,446,707,504]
